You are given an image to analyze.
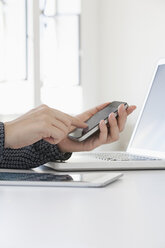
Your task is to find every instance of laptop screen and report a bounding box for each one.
[129,64,165,155]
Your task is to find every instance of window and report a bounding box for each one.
[0,0,27,82]
[40,0,82,113]
[0,0,82,118]
[40,0,80,87]
[0,0,33,116]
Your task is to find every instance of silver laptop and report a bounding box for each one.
[46,59,165,171]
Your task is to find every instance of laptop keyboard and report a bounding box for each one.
[91,153,160,161]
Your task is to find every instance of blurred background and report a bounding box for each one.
[0,0,165,151]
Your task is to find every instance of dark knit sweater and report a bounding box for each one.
[0,122,72,169]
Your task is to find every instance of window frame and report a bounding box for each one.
[0,0,28,83]
[0,0,82,112]
[31,0,82,107]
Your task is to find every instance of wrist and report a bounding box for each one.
[57,142,67,153]
[3,122,11,148]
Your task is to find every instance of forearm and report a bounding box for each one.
[0,122,72,169]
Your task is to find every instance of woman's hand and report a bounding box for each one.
[4,105,87,149]
[58,103,136,152]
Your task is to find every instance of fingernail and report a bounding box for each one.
[121,104,124,111]
[101,120,105,125]
[110,113,115,119]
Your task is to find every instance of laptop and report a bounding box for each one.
[46,59,165,171]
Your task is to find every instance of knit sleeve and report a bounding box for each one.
[0,122,4,164]
[0,122,72,169]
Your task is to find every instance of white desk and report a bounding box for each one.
[0,169,165,248]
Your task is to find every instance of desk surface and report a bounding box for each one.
[0,169,165,248]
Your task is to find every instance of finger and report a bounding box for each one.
[89,102,110,115]
[126,105,136,115]
[43,126,67,144]
[69,116,88,128]
[39,114,68,137]
[51,109,73,127]
[118,104,136,132]
[52,118,70,136]
[77,102,110,122]
[52,109,87,129]
[107,113,119,143]
[83,120,108,151]
[98,120,108,144]
[117,104,128,132]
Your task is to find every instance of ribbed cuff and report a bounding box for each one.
[56,145,72,161]
[0,122,5,162]
[33,139,72,162]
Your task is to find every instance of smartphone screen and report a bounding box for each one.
[68,101,128,141]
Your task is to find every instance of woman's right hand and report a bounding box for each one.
[4,105,87,149]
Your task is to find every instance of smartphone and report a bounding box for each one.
[68,101,128,142]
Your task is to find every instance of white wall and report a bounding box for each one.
[81,0,165,151]
[81,0,100,110]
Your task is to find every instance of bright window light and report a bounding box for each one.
[0,0,82,118]
[40,0,82,114]
[0,0,27,82]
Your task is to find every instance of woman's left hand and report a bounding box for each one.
[58,102,136,153]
